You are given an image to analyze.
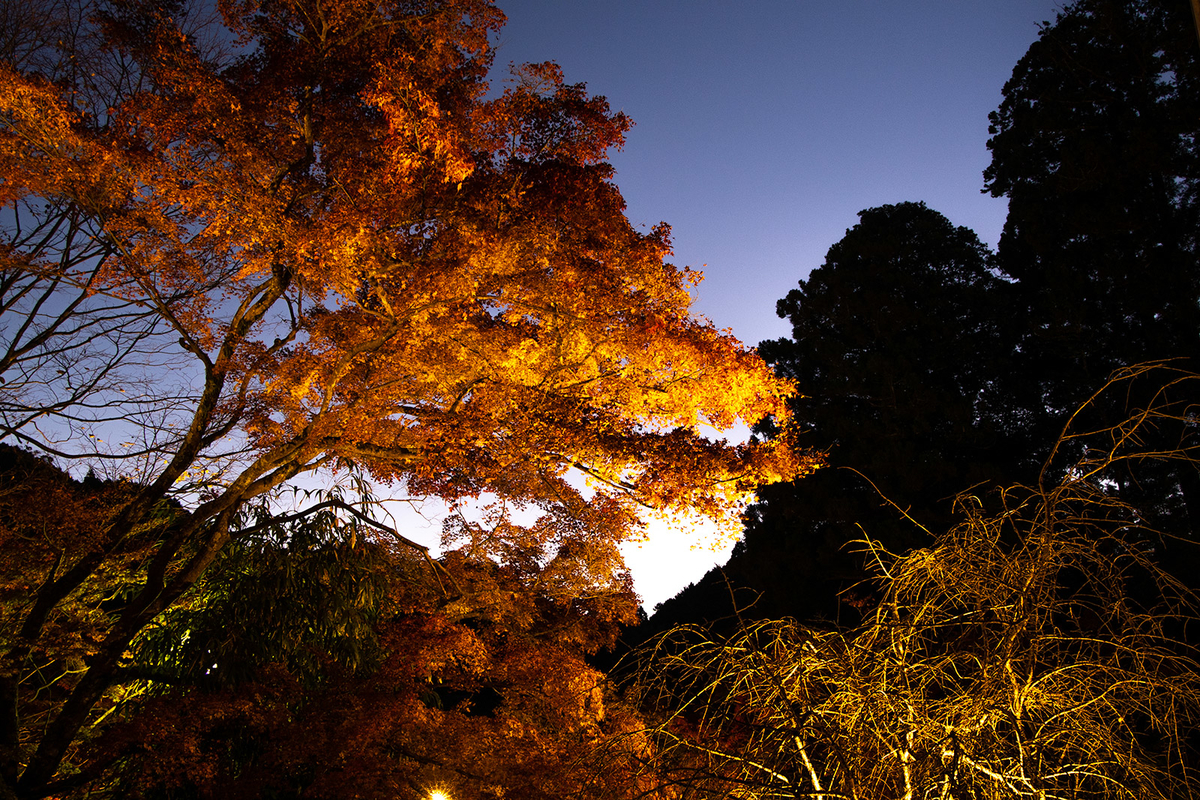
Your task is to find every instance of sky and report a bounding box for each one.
[491,0,1064,349]
[473,1,1068,611]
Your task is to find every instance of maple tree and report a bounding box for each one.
[0,0,810,796]
[0,455,660,798]
[89,486,656,800]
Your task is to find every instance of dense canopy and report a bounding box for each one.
[0,0,810,796]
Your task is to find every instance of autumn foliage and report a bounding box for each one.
[0,0,810,797]
[92,499,654,799]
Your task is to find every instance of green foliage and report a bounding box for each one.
[94,520,646,800]
[130,492,392,689]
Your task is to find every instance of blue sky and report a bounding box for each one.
[492,1,1063,348]
[487,1,1065,609]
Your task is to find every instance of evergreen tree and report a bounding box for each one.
[652,0,1200,631]
[985,0,1200,534]
[650,203,1014,626]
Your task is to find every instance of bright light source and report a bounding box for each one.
[428,791,451,800]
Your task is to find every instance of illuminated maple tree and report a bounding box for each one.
[0,0,812,796]
[84,489,656,800]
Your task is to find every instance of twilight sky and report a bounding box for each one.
[486,0,1065,610]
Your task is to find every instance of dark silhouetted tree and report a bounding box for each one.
[648,203,1015,627]
[649,0,1200,634]
[984,0,1200,537]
